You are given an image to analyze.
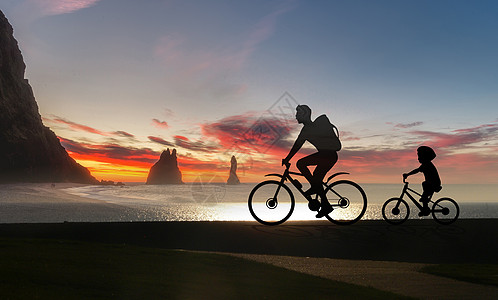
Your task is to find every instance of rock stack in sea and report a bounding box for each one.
[226,155,240,185]
[146,148,184,184]
[0,10,98,184]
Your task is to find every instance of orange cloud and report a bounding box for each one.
[54,118,497,184]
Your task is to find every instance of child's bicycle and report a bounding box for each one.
[382,178,459,225]
[248,162,367,226]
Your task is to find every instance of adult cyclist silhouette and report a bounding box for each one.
[282,105,341,218]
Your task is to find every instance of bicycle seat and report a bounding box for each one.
[435,185,442,193]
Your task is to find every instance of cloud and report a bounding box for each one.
[148,136,174,147]
[201,112,296,156]
[411,122,498,148]
[55,118,498,183]
[176,154,226,171]
[164,108,175,118]
[237,1,297,65]
[394,122,424,129]
[47,116,108,136]
[114,131,135,138]
[153,2,296,99]
[30,0,101,16]
[339,131,361,141]
[44,116,135,138]
[173,135,219,153]
[152,118,169,129]
[60,137,159,167]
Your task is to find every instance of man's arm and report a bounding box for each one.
[282,136,305,166]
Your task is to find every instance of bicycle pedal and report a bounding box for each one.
[308,200,320,211]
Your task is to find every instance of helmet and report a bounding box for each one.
[417,146,436,161]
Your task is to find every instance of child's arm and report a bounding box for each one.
[403,167,420,179]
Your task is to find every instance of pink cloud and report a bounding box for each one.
[152,118,169,129]
[411,122,498,148]
[173,135,219,153]
[44,116,135,138]
[113,131,135,138]
[148,136,174,147]
[48,117,108,136]
[30,0,101,16]
[201,112,296,156]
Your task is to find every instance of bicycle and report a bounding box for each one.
[248,162,367,226]
[382,178,459,225]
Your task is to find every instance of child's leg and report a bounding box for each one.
[420,182,434,211]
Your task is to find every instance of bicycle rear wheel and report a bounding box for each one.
[382,198,410,225]
[432,197,459,225]
[248,180,295,226]
[324,180,367,225]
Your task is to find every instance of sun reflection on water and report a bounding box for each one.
[62,184,498,222]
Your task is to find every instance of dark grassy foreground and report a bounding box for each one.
[0,238,407,300]
[421,264,498,287]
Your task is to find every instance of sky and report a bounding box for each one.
[1,0,497,184]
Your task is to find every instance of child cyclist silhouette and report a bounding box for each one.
[282,105,341,218]
[403,146,442,216]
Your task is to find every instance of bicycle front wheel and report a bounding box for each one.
[248,180,295,226]
[382,198,410,225]
[325,180,367,225]
[432,198,459,225]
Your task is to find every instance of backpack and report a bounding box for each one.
[331,123,342,151]
[315,115,342,151]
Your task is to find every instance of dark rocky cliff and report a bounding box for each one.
[0,10,98,183]
[146,149,184,184]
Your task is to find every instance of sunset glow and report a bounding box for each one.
[2,0,497,184]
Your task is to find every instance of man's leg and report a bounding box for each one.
[312,151,338,206]
[296,152,321,192]
[311,151,338,218]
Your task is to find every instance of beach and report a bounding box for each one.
[1,184,497,298]
[2,182,498,223]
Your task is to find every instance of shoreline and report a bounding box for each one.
[1,183,497,223]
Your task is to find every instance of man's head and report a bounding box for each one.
[296,105,312,124]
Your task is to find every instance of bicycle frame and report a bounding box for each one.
[249,163,368,225]
[399,181,431,212]
[264,164,349,206]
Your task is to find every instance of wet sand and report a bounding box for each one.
[0,183,140,223]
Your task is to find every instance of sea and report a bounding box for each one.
[61,183,498,222]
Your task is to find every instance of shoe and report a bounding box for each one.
[316,205,333,218]
[418,207,430,217]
